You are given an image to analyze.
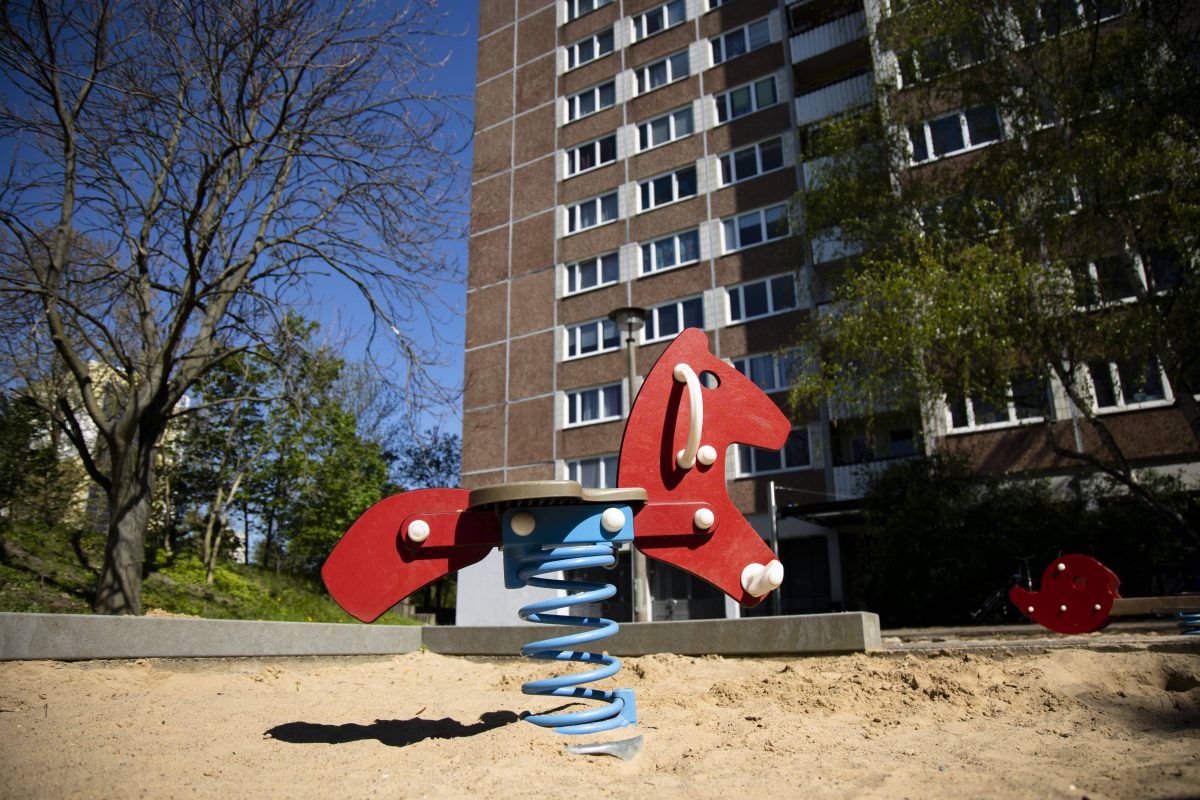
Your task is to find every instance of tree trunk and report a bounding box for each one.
[93,448,155,615]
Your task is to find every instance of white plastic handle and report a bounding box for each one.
[673,363,703,469]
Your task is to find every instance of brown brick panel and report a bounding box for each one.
[630,195,707,243]
[558,221,625,264]
[632,260,710,308]
[465,282,508,348]
[698,0,778,38]
[628,134,705,181]
[623,0,670,17]
[463,343,507,410]
[557,350,626,390]
[511,211,556,276]
[509,269,556,336]
[517,53,557,114]
[559,105,624,149]
[557,419,625,460]
[625,22,695,67]
[517,6,557,63]
[460,468,505,490]
[714,238,803,286]
[720,310,806,360]
[472,120,513,181]
[558,282,627,326]
[477,25,515,84]
[468,227,510,289]
[706,103,792,152]
[507,396,556,464]
[508,463,556,481]
[476,74,515,131]
[558,161,624,205]
[709,169,796,219]
[792,41,872,95]
[559,53,623,97]
[560,3,620,43]
[512,156,556,219]
[469,171,511,235]
[514,105,558,164]
[461,405,506,473]
[509,331,555,400]
[703,43,784,95]
[479,0,517,38]
[626,75,700,123]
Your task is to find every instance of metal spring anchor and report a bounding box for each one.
[501,504,638,744]
[1177,610,1200,635]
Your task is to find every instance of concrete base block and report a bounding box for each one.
[423,613,881,657]
[0,613,422,661]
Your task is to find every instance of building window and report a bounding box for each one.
[566,317,621,359]
[728,274,797,323]
[732,350,800,393]
[566,28,615,70]
[566,134,618,177]
[641,229,700,275]
[566,192,619,234]
[643,295,704,343]
[638,106,694,150]
[1087,359,1170,411]
[719,137,784,185]
[1019,0,1124,44]
[635,50,690,95]
[947,376,1047,431]
[566,383,623,427]
[565,252,620,295]
[737,428,811,476]
[711,18,770,65]
[722,203,789,252]
[639,165,697,211]
[1070,253,1140,307]
[632,0,686,41]
[567,454,619,488]
[567,80,617,122]
[566,0,613,23]
[715,76,778,123]
[909,106,1002,163]
[707,0,734,9]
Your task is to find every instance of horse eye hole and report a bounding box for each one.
[699,370,720,389]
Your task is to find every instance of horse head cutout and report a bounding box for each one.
[620,328,791,606]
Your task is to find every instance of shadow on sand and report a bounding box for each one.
[264,710,519,748]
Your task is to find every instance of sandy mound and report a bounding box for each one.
[1,644,1197,798]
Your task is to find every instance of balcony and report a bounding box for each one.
[790,11,867,64]
[794,71,873,127]
[810,226,862,265]
[832,456,914,500]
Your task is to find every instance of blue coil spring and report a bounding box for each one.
[1177,610,1200,635]
[511,541,633,735]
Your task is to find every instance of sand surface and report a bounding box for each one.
[1,642,1198,799]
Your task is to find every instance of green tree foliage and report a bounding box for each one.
[0,393,75,526]
[793,0,1199,535]
[395,430,461,491]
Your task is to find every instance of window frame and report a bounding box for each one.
[637,105,695,151]
[908,105,1003,164]
[732,350,801,394]
[565,317,622,360]
[945,378,1048,433]
[564,382,624,428]
[566,79,617,123]
[565,133,618,178]
[634,49,690,96]
[564,252,621,296]
[714,75,779,124]
[1085,358,1172,413]
[638,164,698,212]
[710,17,771,66]
[718,136,785,186]
[565,191,619,235]
[631,0,687,42]
[640,228,702,276]
[727,273,799,324]
[566,453,620,488]
[642,295,705,344]
[565,27,616,71]
[721,203,790,253]
[736,427,812,477]
[566,0,613,23]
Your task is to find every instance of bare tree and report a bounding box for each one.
[0,0,466,613]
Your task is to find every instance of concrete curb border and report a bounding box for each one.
[1,611,880,661]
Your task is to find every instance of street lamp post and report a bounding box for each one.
[608,306,651,623]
